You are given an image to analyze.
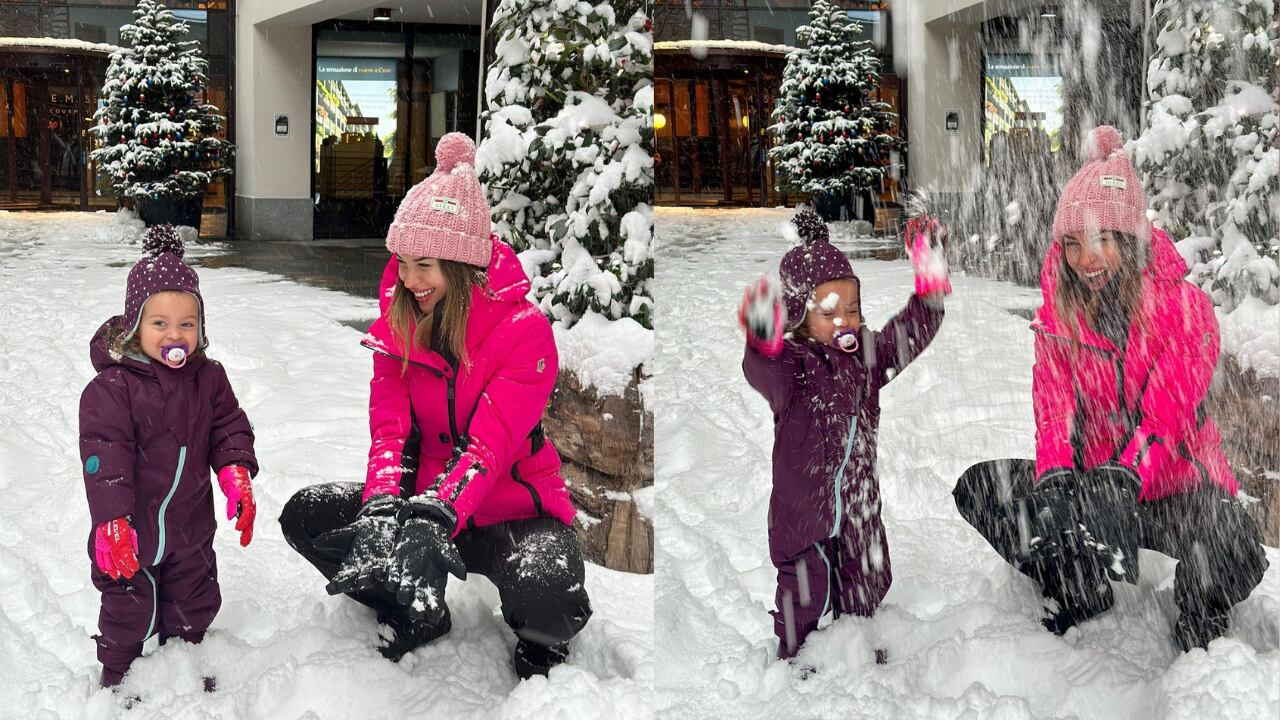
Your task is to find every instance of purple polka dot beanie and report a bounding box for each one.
[779,210,858,328]
[122,224,206,347]
[385,132,493,268]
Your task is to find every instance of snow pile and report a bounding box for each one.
[0,37,119,54]
[653,208,1279,719]
[553,311,654,404]
[653,40,794,56]
[1218,296,1280,379]
[0,212,652,717]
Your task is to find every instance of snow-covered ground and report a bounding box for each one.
[653,207,1280,720]
[0,211,653,718]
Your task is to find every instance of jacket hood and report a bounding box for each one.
[1034,227,1186,335]
[90,315,205,377]
[366,235,534,370]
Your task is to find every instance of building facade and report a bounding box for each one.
[656,0,1145,230]
[0,1,231,232]
[653,0,899,217]
[0,0,486,240]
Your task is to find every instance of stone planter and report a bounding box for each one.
[544,369,653,573]
[1206,354,1279,546]
[136,195,204,230]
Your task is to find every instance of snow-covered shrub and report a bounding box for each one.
[1133,0,1279,311]
[477,0,654,330]
[90,0,232,200]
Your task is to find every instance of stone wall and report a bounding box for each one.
[1206,355,1280,546]
[544,370,654,574]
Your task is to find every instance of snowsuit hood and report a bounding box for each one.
[1031,227,1237,500]
[361,235,574,531]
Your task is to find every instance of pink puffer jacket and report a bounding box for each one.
[1031,227,1237,501]
[360,235,575,532]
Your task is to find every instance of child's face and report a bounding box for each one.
[137,291,200,367]
[397,254,448,313]
[1063,230,1122,292]
[803,278,861,345]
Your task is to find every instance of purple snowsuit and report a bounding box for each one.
[80,316,256,682]
[743,295,943,658]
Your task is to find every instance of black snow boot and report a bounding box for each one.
[513,639,569,679]
[377,611,451,662]
[1033,554,1115,636]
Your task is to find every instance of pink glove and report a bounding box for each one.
[738,276,785,357]
[906,215,952,297]
[94,516,140,580]
[217,465,255,547]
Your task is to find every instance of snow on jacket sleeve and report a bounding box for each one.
[207,361,258,476]
[428,311,557,531]
[1032,329,1077,478]
[742,340,798,412]
[872,294,944,388]
[364,350,415,503]
[80,371,137,526]
[1119,285,1219,495]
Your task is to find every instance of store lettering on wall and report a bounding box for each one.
[47,89,79,131]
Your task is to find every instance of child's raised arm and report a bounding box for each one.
[871,294,944,388]
[740,275,796,410]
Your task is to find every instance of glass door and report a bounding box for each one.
[47,82,83,204]
[314,31,405,238]
[1,77,42,205]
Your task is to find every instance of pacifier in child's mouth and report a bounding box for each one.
[832,329,859,353]
[160,342,189,368]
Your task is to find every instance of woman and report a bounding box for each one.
[280,133,590,678]
[953,126,1267,650]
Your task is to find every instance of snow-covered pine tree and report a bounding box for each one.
[1134,0,1278,311]
[91,0,232,202]
[769,0,901,221]
[476,0,654,330]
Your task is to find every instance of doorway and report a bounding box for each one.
[312,23,480,239]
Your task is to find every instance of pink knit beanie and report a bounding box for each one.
[386,132,492,267]
[1052,126,1151,245]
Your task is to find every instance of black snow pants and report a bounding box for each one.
[953,459,1268,630]
[279,482,592,650]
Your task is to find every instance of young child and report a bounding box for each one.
[80,225,257,690]
[738,209,948,662]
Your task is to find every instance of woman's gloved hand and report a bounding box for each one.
[385,496,467,626]
[1076,463,1142,581]
[323,493,404,596]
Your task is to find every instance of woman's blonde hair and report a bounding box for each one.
[386,259,486,372]
[1053,231,1148,341]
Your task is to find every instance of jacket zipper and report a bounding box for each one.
[829,416,858,538]
[363,338,464,460]
[512,466,545,516]
[1035,326,1144,462]
[153,445,187,564]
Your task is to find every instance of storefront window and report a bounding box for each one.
[313,24,480,239]
[983,52,1064,160]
